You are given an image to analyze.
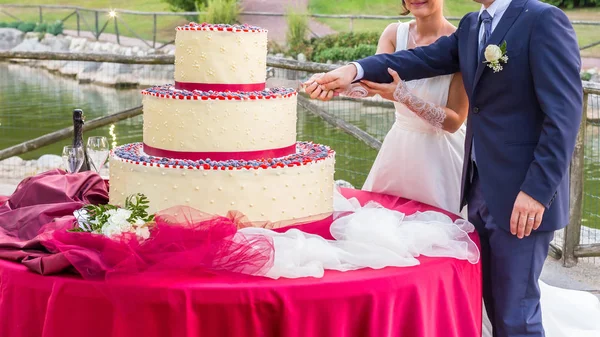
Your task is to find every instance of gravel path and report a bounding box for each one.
[239,0,335,44]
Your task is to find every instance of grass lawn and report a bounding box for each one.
[0,0,188,44]
[308,0,600,57]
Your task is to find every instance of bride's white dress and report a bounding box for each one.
[362,22,467,217]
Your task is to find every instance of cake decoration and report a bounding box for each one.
[113,142,333,170]
[142,85,296,101]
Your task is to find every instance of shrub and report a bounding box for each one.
[198,0,240,25]
[17,22,36,33]
[162,0,208,20]
[542,0,598,8]
[7,21,22,29]
[47,20,64,36]
[34,22,48,33]
[310,31,379,56]
[0,22,7,28]
[286,10,310,57]
[312,44,377,63]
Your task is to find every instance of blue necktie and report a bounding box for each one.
[478,10,493,63]
[471,10,493,169]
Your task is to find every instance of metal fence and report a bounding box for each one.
[1,4,599,53]
[0,51,599,266]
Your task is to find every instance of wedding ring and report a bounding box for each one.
[528,217,535,221]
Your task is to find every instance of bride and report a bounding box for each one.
[305,0,600,336]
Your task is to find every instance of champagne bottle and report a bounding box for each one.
[73,109,90,172]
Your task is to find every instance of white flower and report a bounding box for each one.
[135,226,151,240]
[133,218,146,226]
[101,222,123,238]
[73,208,91,231]
[484,45,503,63]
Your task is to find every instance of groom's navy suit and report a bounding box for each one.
[354,0,582,336]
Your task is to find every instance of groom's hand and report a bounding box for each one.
[316,64,358,92]
[510,192,545,239]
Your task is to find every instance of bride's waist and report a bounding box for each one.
[393,114,437,133]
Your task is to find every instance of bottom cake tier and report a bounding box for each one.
[108,142,335,223]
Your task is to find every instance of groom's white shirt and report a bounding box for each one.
[351,0,513,82]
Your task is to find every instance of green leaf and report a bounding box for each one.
[500,41,507,54]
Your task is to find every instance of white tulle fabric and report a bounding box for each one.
[240,188,479,279]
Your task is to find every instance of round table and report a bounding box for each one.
[0,189,482,337]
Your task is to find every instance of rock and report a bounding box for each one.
[11,36,52,53]
[41,34,71,52]
[275,53,284,58]
[297,53,307,62]
[0,28,25,51]
[0,156,24,167]
[69,37,88,52]
[37,154,63,170]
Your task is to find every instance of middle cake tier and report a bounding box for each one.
[142,85,297,160]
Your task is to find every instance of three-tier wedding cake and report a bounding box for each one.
[108,23,335,223]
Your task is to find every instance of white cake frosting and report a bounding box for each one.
[109,23,335,224]
[109,144,335,222]
[174,23,268,87]
[141,87,297,155]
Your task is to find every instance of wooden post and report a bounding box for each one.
[94,10,99,40]
[349,17,354,32]
[76,10,80,36]
[38,6,42,23]
[153,14,157,48]
[114,17,120,45]
[563,92,587,267]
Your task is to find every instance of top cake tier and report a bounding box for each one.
[174,23,268,91]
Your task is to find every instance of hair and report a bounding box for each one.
[401,0,410,15]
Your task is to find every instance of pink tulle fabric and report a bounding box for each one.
[44,206,276,280]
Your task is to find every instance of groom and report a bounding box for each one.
[305,0,583,336]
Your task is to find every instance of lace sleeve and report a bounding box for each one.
[393,81,446,129]
[338,84,368,98]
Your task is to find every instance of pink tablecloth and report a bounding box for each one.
[0,188,482,337]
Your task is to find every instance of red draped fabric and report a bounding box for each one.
[0,172,482,337]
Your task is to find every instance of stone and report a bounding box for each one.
[0,28,25,51]
[37,154,63,170]
[11,36,52,53]
[41,34,71,52]
[0,156,24,167]
[297,53,307,62]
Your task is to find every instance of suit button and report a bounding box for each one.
[473,107,480,114]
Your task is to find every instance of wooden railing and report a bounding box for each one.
[0,51,598,266]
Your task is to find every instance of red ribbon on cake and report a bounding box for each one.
[142,143,297,161]
[175,81,266,92]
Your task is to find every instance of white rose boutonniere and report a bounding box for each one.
[484,41,509,73]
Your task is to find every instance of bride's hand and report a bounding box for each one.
[302,73,335,100]
[359,68,402,101]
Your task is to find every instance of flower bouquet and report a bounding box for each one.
[72,193,153,240]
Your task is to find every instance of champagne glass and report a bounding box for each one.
[86,136,109,173]
[62,145,85,173]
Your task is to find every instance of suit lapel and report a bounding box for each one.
[467,17,480,92]
[472,0,528,90]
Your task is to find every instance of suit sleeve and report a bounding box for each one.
[355,15,469,83]
[520,7,583,208]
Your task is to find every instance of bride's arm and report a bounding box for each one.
[361,70,469,133]
[395,73,468,132]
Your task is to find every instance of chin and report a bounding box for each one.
[408,1,435,17]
